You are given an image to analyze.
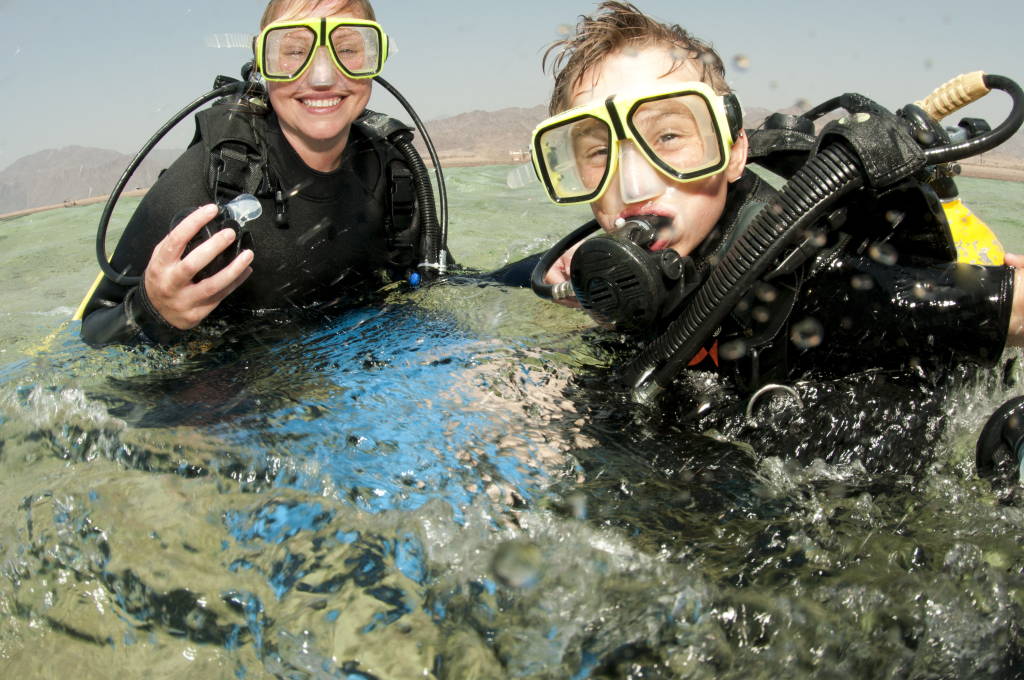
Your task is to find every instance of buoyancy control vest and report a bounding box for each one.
[194,95,422,279]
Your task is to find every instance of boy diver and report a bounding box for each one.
[80,0,441,346]
[532,1,1024,393]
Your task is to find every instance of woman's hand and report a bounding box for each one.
[143,204,254,329]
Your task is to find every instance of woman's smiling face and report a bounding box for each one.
[264,0,373,165]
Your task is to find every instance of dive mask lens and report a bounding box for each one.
[534,115,611,203]
[627,92,727,179]
[328,24,383,77]
[262,25,317,80]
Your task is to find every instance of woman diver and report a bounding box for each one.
[80,0,443,347]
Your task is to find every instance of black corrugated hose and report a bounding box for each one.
[389,133,443,279]
[624,142,867,403]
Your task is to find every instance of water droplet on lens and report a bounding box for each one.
[790,317,824,349]
[885,210,905,226]
[720,339,748,361]
[556,24,572,36]
[868,242,899,266]
[794,98,811,111]
[850,274,875,291]
[912,282,933,300]
[700,53,718,67]
[567,492,587,520]
[769,202,785,217]
[924,58,934,69]
[732,54,751,71]
[803,228,827,247]
[492,540,543,589]
[754,282,778,303]
[753,305,771,323]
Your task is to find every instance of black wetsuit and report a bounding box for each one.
[81,104,417,347]
[687,171,1013,389]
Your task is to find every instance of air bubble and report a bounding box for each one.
[868,242,899,266]
[790,317,824,349]
[720,339,748,361]
[754,282,778,303]
[850,274,875,291]
[885,210,905,226]
[492,540,543,589]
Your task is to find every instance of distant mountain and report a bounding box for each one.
[0,146,182,215]
[3,104,1022,214]
[412,105,547,165]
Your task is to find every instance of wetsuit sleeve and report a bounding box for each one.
[79,144,212,347]
[796,255,1013,370]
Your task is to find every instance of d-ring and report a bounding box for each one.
[746,383,804,419]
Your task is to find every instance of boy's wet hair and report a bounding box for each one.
[544,1,730,114]
[260,0,376,29]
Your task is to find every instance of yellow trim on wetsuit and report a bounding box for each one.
[73,271,106,321]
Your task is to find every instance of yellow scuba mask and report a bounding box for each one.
[531,82,741,205]
[255,17,389,81]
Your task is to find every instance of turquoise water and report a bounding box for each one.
[1,168,1024,678]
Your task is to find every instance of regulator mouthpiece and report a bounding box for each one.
[570,214,697,330]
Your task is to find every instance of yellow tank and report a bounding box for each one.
[945,197,1005,265]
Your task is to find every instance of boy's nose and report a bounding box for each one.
[618,140,667,204]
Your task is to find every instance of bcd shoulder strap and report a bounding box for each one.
[192,99,271,203]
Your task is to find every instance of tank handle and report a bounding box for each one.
[914,71,990,121]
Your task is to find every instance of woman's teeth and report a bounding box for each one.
[304,97,341,109]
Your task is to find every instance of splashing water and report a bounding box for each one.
[1,168,1023,678]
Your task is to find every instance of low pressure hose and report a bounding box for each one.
[624,142,866,403]
[530,219,601,301]
[921,74,1024,165]
[375,76,448,278]
[390,132,443,279]
[96,80,247,287]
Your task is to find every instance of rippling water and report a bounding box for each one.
[1,167,1024,678]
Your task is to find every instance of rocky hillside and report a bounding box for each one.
[0,146,181,215]
[3,104,1022,214]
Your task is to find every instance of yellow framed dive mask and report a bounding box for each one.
[255,17,389,81]
[530,81,742,205]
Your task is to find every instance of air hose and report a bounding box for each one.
[388,131,442,279]
[375,76,448,278]
[96,79,248,287]
[919,74,1024,164]
[624,142,866,403]
[530,219,601,301]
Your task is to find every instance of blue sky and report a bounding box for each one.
[1,0,1021,169]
